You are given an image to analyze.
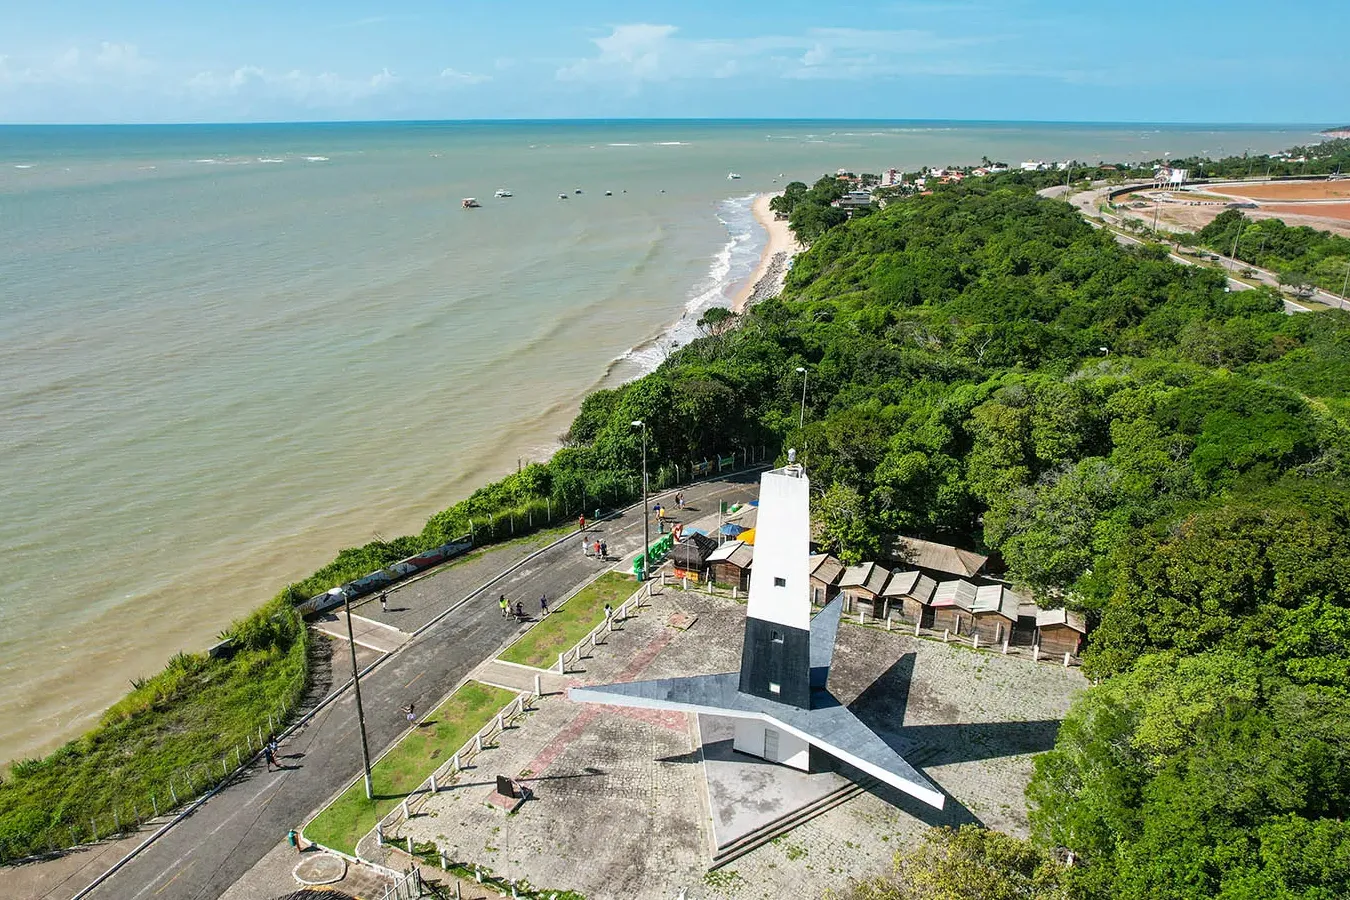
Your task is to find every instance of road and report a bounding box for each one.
[1040,181,1348,312]
[82,474,761,900]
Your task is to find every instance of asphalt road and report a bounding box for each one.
[1041,181,1348,312]
[86,473,762,900]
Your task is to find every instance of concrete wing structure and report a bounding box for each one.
[571,461,945,811]
[569,665,944,809]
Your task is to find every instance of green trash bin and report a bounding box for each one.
[633,554,646,580]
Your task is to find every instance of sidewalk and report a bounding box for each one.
[77,472,763,900]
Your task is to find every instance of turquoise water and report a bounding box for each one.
[0,120,1322,763]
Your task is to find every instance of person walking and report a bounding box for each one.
[264,741,277,772]
[604,603,613,624]
[578,513,586,532]
[600,539,608,559]
[515,600,525,620]
[403,702,416,725]
[379,592,388,613]
[540,593,550,616]
[498,594,509,618]
[594,539,602,558]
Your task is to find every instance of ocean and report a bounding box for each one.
[0,119,1323,765]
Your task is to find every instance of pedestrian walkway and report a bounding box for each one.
[77,473,764,900]
[311,610,410,653]
[471,658,569,695]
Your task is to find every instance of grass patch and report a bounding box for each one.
[498,572,638,669]
[0,597,308,860]
[304,680,515,856]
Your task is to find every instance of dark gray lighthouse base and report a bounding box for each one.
[696,715,870,867]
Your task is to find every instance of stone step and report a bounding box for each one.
[709,776,876,869]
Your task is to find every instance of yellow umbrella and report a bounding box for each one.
[738,528,756,545]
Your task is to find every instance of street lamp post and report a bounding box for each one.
[343,593,374,800]
[795,366,808,429]
[631,420,649,580]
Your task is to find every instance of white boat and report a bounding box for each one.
[494,189,513,198]
[461,197,481,208]
[604,190,613,196]
[727,172,741,180]
[558,193,568,200]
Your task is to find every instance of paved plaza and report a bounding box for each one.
[396,585,1086,899]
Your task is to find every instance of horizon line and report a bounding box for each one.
[0,116,1340,130]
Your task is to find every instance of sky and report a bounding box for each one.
[0,0,1345,125]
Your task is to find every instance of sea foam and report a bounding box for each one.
[612,193,761,378]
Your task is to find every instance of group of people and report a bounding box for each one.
[498,593,549,620]
[584,537,609,559]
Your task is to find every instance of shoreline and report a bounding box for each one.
[0,193,782,769]
[732,193,802,313]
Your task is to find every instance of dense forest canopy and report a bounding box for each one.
[581,179,1348,898]
[257,175,1347,900]
[1189,208,1350,296]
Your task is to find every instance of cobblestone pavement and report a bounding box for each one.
[398,587,1086,900]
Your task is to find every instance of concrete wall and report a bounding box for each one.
[733,719,810,772]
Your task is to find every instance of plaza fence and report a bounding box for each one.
[367,690,536,846]
[553,579,655,675]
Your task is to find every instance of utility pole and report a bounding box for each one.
[795,366,808,429]
[631,420,649,580]
[1341,259,1350,305]
[344,593,374,800]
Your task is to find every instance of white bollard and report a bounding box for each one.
[401,799,409,819]
[455,882,461,900]
[858,610,864,625]
[429,773,437,793]
[407,835,414,853]
[683,576,688,590]
[376,823,384,846]
[591,632,597,649]
[943,629,950,643]
[732,586,738,600]
[1064,651,1072,668]
[533,674,542,696]
[475,733,483,753]
[1002,639,1009,655]
[1033,645,1040,662]
[914,620,921,637]
[497,713,505,732]
[441,849,449,870]
[476,867,483,884]
[973,633,980,650]
[886,616,893,632]
[557,653,566,675]
[452,753,460,772]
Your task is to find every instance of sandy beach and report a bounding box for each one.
[733,193,803,312]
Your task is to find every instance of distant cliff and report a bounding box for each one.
[1321,127,1350,138]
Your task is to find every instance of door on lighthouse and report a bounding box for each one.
[763,728,781,761]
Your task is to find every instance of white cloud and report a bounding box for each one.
[439,67,491,85]
[184,66,402,107]
[556,23,1009,87]
[0,41,153,87]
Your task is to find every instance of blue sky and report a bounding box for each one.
[0,0,1345,124]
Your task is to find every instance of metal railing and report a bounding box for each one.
[553,580,653,675]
